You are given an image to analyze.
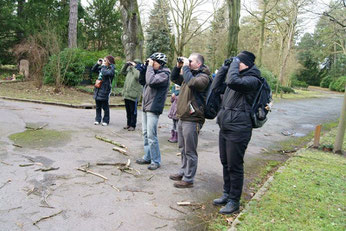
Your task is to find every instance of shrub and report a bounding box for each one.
[290,73,308,88]
[259,67,277,90]
[280,86,295,94]
[44,48,85,86]
[329,76,346,92]
[320,75,334,88]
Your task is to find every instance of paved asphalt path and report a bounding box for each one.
[0,92,343,231]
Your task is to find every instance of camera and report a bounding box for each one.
[98,59,103,63]
[224,57,233,66]
[177,57,184,63]
[145,60,149,65]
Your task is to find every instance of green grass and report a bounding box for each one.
[236,128,345,231]
[273,89,327,101]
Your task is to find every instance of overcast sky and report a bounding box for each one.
[81,0,331,34]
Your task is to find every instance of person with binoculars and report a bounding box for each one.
[169,53,212,188]
[120,59,143,131]
[92,55,116,126]
[135,52,171,171]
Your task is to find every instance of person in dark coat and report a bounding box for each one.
[167,84,180,143]
[92,55,116,126]
[213,51,261,214]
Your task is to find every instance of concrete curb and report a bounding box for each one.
[228,147,309,231]
[0,96,124,109]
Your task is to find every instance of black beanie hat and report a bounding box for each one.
[237,51,255,67]
[106,55,115,65]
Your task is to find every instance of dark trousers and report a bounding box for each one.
[125,99,137,128]
[219,131,250,202]
[95,100,110,124]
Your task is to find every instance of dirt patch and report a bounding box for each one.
[0,81,123,105]
[9,128,71,149]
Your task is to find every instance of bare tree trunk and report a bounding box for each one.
[68,0,78,48]
[227,0,240,57]
[258,0,269,67]
[17,0,25,41]
[119,0,144,61]
[334,87,346,154]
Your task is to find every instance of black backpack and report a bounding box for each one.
[251,77,272,128]
[205,66,228,119]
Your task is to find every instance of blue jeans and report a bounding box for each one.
[142,112,161,165]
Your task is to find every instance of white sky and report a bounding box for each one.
[81,0,331,35]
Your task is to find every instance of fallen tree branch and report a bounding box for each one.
[0,161,12,166]
[112,146,128,156]
[122,188,154,195]
[95,135,127,149]
[33,210,63,226]
[96,162,127,167]
[147,175,154,181]
[12,143,23,148]
[155,224,168,229]
[19,162,43,167]
[77,168,108,180]
[35,167,59,172]
[0,180,11,190]
[169,205,187,214]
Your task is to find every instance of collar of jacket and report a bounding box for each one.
[190,65,210,76]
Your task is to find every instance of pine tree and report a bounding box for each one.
[145,0,173,62]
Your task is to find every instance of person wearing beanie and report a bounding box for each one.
[213,50,262,214]
[120,59,143,131]
[92,55,116,126]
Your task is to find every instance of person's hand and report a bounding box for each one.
[177,61,183,68]
[182,57,189,66]
[172,93,176,99]
[148,58,154,66]
[127,61,135,66]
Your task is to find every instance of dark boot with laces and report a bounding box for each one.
[219,200,240,214]
[213,193,230,206]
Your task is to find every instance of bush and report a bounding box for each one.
[290,73,308,88]
[320,75,334,88]
[280,86,295,94]
[259,67,277,90]
[329,76,346,92]
[44,48,85,86]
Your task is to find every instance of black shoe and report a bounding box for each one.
[135,158,151,165]
[213,193,230,206]
[169,174,183,181]
[219,200,240,214]
[148,163,160,170]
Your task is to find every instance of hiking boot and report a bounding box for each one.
[135,158,151,165]
[219,200,240,214]
[123,125,130,129]
[173,180,193,188]
[148,163,160,170]
[128,127,135,131]
[94,121,100,125]
[213,193,230,206]
[169,174,183,181]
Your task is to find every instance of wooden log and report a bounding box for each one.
[77,168,108,180]
[313,124,322,148]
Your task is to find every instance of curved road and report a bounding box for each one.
[0,91,343,231]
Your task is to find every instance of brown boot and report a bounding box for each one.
[169,174,183,181]
[174,180,193,188]
[168,130,174,142]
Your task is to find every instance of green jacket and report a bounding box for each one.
[121,63,142,101]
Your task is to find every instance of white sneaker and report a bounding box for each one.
[102,122,108,126]
[94,121,100,125]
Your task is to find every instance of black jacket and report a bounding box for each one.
[217,60,261,141]
[92,64,115,101]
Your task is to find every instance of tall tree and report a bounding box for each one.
[68,0,78,48]
[227,0,241,57]
[119,0,144,60]
[243,0,278,66]
[168,0,215,56]
[85,0,123,54]
[145,0,172,60]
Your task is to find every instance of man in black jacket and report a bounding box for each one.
[213,51,261,214]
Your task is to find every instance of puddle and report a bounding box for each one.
[292,132,306,137]
[9,127,71,149]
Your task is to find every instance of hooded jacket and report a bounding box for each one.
[92,64,115,101]
[121,63,142,102]
[171,65,211,124]
[142,66,170,115]
[217,59,261,141]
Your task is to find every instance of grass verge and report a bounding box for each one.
[236,127,345,231]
